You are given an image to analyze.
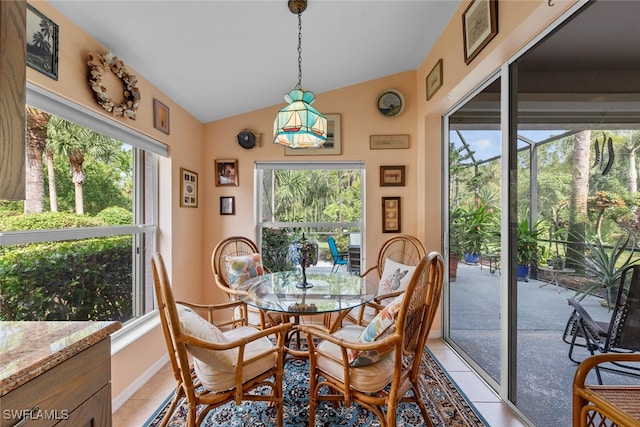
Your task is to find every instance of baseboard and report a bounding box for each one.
[111,353,169,413]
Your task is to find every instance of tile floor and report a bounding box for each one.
[112,338,526,426]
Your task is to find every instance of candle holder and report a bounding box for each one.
[287,233,318,289]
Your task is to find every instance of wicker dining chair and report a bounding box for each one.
[299,252,444,427]
[211,236,271,328]
[350,234,427,325]
[152,253,291,427]
[572,353,640,427]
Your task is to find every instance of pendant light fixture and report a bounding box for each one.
[273,0,327,149]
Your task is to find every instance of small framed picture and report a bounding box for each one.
[370,134,410,150]
[380,166,406,187]
[426,59,443,101]
[463,0,498,65]
[220,196,235,215]
[215,159,239,186]
[382,197,401,233]
[26,4,59,80]
[153,99,170,134]
[180,168,198,208]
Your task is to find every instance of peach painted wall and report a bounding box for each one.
[202,71,421,304]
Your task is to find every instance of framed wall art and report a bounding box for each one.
[380,166,406,187]
[376,89,404,118]
[220,196,235,215]
[285,114,342,156]
[463,0,498,65]
[180,168,198,208]
[215,159,238,186]
[382,197,401,233]
[153,99,170,134]
[426,59,443,101]
[370,134,410,150]
[26,4,59,80]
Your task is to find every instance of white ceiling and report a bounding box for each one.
[47,0,461,124]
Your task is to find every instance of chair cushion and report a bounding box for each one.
[317,325,395,392]
[176,304,236,372]
[377,259,417,295]
[194,326,277,391]
[224,253,264,288]
[347,294,404,367]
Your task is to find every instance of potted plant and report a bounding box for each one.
[517,217,541,280]
[461,204,494,264]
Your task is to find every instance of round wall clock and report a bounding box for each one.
[376,89,405,118]
[237,129,258,149]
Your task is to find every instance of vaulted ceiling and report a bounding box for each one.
[48,0,461,123]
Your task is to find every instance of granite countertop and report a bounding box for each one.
[0,321,121,396]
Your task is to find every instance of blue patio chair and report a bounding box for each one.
[327,236,348,273]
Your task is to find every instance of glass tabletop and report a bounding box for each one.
[236,270,375,314]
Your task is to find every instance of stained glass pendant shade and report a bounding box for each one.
[273,0,327,149]
[274,89,327,148]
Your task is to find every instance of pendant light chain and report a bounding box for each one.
[296,10,303,89]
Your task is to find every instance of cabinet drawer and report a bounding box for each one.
[1,339,110,427]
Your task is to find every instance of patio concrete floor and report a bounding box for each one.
[449,262,639,427]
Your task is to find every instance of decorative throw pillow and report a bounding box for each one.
[176,304,236,372]
[347,293,405,367]
[377,259,417,295]
[224,253,264,288]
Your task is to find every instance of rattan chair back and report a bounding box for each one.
[368,234,427,279]
[211,236,261,298]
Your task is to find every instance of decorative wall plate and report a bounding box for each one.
[237,129,258,149]
[376,89,405,118]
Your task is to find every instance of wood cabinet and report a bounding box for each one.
[0,0,26,200]
[1,338,112,427]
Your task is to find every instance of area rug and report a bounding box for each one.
[144,348,488,426]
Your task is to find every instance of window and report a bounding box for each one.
[255,161,364,272]
[0,84,167,325]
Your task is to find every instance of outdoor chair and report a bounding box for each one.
[572,353,640,427]
[211,236,275,328]
[349,234,427,326]
[151,253,291,427]
[565,264,640,384]
[298,252,444,427]
[327,236,348,273]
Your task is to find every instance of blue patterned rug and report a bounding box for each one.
[144,348,487,426]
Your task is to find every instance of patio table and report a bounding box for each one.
[538,266,575,293]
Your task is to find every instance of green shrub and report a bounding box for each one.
[0,211,103,231]
[0,236,133,321]
[95,206,133,225]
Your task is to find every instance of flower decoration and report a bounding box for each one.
[87,52,140,120]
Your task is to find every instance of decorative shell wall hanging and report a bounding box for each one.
[87,52,140,120]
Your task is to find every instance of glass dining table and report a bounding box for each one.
[235,269,376,338]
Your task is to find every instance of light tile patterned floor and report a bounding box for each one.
[112,338,526,426]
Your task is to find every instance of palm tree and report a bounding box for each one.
[25,107,51,213]
[46,117,120,214]
[566,130,591,270]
